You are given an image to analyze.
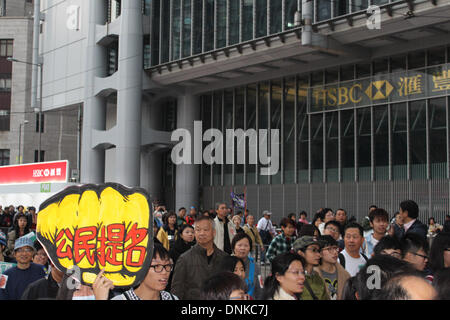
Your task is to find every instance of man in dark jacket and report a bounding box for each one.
[394,200,427,241]
[171,216,228,300]
[21,264,64,300]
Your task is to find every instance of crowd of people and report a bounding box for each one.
[0,200,449,300]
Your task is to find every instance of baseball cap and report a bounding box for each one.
[0,231,6,247]
[292,236,325,252]
[262,210,272,216]
[14,235,36,252]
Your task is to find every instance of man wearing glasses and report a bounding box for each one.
[400,233,430,273]
[316,235,351,300]
[292,236,330,300]
[0,236,45,300]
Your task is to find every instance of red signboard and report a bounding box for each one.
[0,161,69,184]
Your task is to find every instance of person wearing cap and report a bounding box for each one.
[292,235,330,300]
[257,210,277,264]
[266,217,296,263]
[0,236,46,300]
[6,213,31,260]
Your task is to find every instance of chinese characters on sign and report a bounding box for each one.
[309,64,450,112]
[36,183,153,288]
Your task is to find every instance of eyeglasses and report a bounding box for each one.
[325,227,339,233]
[411,252,428,260]
[229,294,250,300]
[16,247,33,253]
[150,264,173,273]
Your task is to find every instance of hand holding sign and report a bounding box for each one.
[36,183,153,288]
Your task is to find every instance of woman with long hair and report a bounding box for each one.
[6,213,31,259]
[262,252,306,300]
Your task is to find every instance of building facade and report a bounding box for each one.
[39,0,450,223]
[0,0,78,175]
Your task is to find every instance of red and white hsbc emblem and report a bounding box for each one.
[0,161,69,184]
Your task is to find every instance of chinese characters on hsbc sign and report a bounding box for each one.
[36,183,153,288]
[0,161,68,184]
[308,64,450,113]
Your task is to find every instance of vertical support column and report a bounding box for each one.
[115,0,143,187]
[175,94,201,210]
[80,0,106,183]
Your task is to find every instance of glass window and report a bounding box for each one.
[285,0,298,30]
[224,89,233,185]
[216,0,227,49]
[171,0,181,60]
[352,0,368,11]
[242,0,253,41]
[213,92,223,185]
[408,50,425,70]
[0,110,10,131]
[271,80,282,184]
[326,112,339,182]
[334,0,348,17]
[259,82,269,184]
[161,1,170,63]
[143,0,152,15]
[356,63,371,79]
[311,71,323,86]
[284,78,296,184]
[297,77,309,182]
[255,0,267,38]
[325,68,339,84]
[317,0,331,21]
[192,0,203,54]
[229,0,240,45]
[357,108,371,180]
[340,65,354,81]
[269,0,282,34]
[34,150,45,163]
[151,0,160,66]
[392,103,407,179]
[204,0,215,51]
[373,105,389,180]
[409,100,427,179]
[182,0,192,57]
[390,55,406,73]
[35,113,44,133]
[311,114,324,182]
[372,58,388,76]
[202,95,212,186]
[372,0,388,4]
[429,97,447,178]
[235,87,245,185]
[427,47,446,67]
[0,149,9,166]
[341,109,355,181]
[246,85,257,184]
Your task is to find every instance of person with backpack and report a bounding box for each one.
[338,222,369,277]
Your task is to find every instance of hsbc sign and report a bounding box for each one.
[0,161,69,185]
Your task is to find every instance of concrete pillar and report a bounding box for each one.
[175,94,201,210]
[115,0,143,187]
[80,0,106,183]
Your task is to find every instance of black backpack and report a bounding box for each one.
[338,252,369,269]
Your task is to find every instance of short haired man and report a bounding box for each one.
[177,207,187,227]
[243,215,265,260]
[363,208,389,257]
[335,209,347,230]
[323,221,341,242]
[372,235,402,259]
[292,236,330,300]
[373,273,437,300]
[21,262,65,300]
[298,211,308,224]
[213,202,236,255]
[394,200,427,241]
[266,218,296,263]
[171,216,229,300]
[400,233,429,273]
[0,237,46,300]
[316,235,350,300]
[338,223,368,277]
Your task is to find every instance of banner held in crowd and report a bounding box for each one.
[36,183,153,288]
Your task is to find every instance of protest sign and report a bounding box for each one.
[0,262,16,274]
[36,183,153,288]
